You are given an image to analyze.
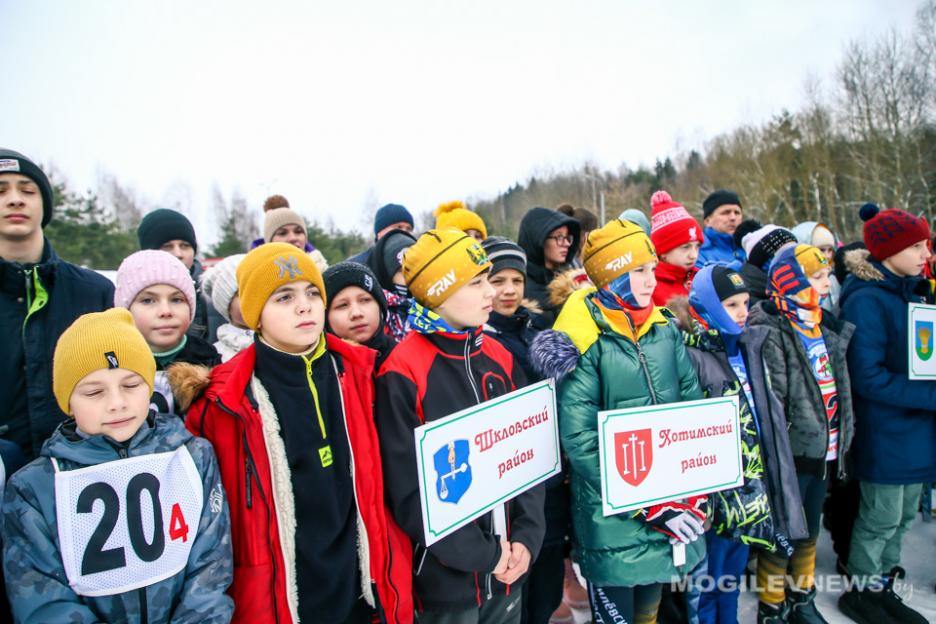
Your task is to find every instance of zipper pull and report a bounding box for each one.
[245,460,253,509]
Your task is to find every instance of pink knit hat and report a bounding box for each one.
[114,250,197,321]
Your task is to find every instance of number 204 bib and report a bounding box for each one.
[53,447,204,596]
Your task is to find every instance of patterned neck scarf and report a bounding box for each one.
[595,271,654,328]
[407,301,472,335]
[767,250,822,338]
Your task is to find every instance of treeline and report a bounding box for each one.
[469,0,936,244]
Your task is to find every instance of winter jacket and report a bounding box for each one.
[696,228,745,271]
[839,249,936,484]
[0,239,115,460]
[739,262,769,306]
[188,259,211,342]
[529,288,705,586]
[2,413,233,624]
[184,336,414,624]
[214,324,255,363]
[747,301,855,479]
[681,324,808,550]
[376,329,546,610]
[653,262,697,307]
[518,208,582,325]
[347,246,373,265]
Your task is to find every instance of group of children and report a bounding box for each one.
[1,157,933,624]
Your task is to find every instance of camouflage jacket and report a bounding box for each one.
[2,413,234,623]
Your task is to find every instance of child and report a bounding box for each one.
[376,229,546,623]
[259,194,329,272]
[115,250,221,417]
[434,200,488,242]
[678,266,808,624]
[323,261,397,369]
[201,253,253,362]
[649,190,703,307]
[183,243,413,624]
[2,308,233,623]
[530,218,706,624]
[836,205,935,624]
[738,224,799,306]
[480,236,568,624]
[367,227,418,341]
[748,244,856,623]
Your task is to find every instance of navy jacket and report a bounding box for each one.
[839,249,936,484]
[0,240,114,460]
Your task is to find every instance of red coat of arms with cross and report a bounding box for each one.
[615,429,653,486]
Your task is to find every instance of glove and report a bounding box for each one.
[643,495,708,544]
[662,512,705,545]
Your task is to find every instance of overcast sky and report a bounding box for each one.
[1,0,921,243]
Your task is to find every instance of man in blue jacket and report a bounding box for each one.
[0,149,115,461]
[837,203,933,624]
[696,190,746,270]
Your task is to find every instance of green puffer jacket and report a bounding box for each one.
[530,288,704,587]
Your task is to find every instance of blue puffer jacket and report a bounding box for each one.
[696,228,745,271]
[1,414,234,623]
[0,240,114,460]
[839,248,936,484]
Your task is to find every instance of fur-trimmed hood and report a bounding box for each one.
[663,295,692,331]
[547,267,591,308]
[167,361,213,413]
[839,246,933,310]
[843,248,884,282]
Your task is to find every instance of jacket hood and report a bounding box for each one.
[791,221,838,246]
[839,247,930,309]
[40,413,192,466]
[518,207,581,267]
[547,267,591,308]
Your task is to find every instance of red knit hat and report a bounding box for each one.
[650,190,704,255]
[861,203,930,262]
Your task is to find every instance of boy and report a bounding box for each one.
[367,227,418,341]
[2,308,233,623]
[377,229,546,623]
[836,205,934,624]
[748,244,856,623]
[115,250,220,416]
[183,242,412,624]
[324,261,397,369]
[201,253,254,362]
[649,190,704,307]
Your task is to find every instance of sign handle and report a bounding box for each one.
[672,542,686,567]
[493,505,507,539]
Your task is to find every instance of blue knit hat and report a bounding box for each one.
[374,203,414,236]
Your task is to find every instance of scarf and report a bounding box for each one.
[595,271,654,328]
[767,251,822,338]
[407,301,472,335]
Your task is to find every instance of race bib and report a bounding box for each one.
[54,447,204,596]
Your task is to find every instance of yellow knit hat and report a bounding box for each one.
[403,229,492,308]
[53,308,156,414]
[434,201,488,240]
[794,244,830,277]
[583,218,658,289]
[237,242,326,330]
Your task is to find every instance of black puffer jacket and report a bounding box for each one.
[517,208,581,325]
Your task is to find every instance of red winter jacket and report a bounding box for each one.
[653,261,698,307]
[186,335,413,624]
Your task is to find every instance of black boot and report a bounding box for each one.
[837,588,890,624]
[757,600,788,624]
[786,586,829,624]
[875,570,928,624]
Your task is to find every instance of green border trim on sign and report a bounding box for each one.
[599,397,743,512]
[417,381,561,537]
[908,303,936,379]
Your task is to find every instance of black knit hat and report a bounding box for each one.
[0,149,54,226]
[373,203,414,236]
[368,228,417,291]
[711,266,748,301]
[137,208,198,253]
[702,189,742,220]
[733,219,762,249]
[323,262,388,319]
[481,236,527,277]
[743,225,798,271]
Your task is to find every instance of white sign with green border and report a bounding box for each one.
[907,303,936,379]
[414,379,561,546]
[598,396,742,517]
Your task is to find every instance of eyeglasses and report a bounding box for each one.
[546,234,574,246]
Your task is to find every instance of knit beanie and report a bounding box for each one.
[860,203,930,262]
[0,149,54,226]
[582,218,657,289]
[201,254,245,322]
[810,224,836,249]
[403,229,492,308]
[434,201,488,240]
[323,262,388,320]
[53,308,156,414]
[733,219,762,249]
[649,190,703,255]
[702,189,742,220]
[689,265,747,337]
[369,228,418,291]
[115,250,197,321]
[237,242,326,331]
[742,225,798,270]
[263,207,307,243]
[137,209,198,253]
[794,244,830,277]
[481,236,527,277]
[373,203,414,236]
[618,208,652,235]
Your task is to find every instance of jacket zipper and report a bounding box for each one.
[139,587,148,624]
[783,322,833,480]
[214,396,280,624]
[623,313,658,404]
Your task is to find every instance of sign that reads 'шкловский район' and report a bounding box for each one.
[413,379,561,546]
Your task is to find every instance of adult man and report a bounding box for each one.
[348,203,415,264]
[696,189,746,270]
